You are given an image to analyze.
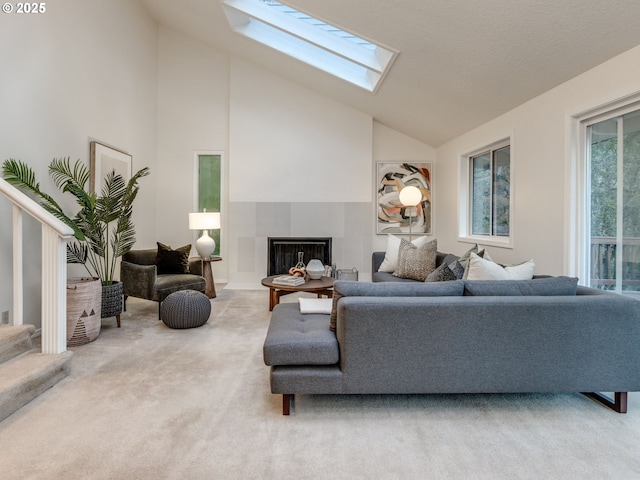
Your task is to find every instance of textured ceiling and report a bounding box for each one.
[140,0,640,147]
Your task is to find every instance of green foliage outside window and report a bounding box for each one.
[198,154,221,256]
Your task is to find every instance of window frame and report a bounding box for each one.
[568,91,640,283]
[221,0,399,93]
[193,151,225,257]
[458,137,513,248]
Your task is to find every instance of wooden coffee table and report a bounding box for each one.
[261,275,335,311]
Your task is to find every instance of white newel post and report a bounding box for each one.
[12,205,24,326]
[41,224,68,354]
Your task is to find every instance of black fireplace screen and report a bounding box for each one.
[267,237,332,276]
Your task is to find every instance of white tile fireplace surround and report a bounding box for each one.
[226,201,373,288]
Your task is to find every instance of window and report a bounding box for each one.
[195,152,223,256]
[459,140,512,247]
[586,108,640,295]
[221,0,398,92]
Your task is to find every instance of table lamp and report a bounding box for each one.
[189,210,221,259]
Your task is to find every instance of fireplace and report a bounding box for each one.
[267,237,332,276]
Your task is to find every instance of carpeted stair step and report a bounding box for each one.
[0,348,73,423]
[0,325,36,365]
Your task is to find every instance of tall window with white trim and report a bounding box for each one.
[196,153,222,256]
[587,108,640,294]
[460,141,511,245]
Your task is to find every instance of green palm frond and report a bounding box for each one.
[3,159,67,216]
[2,156,150,285]
[66,241,88,264]
[49,157,90,191]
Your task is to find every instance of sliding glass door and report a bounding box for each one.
[587,109,640,295]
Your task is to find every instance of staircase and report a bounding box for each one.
[0,325,73,422]
[1,177,75,423]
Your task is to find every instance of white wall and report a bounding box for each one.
[155,26,230,281]
[436,44,640,277]
[0,0,157,327]
[229,59,373,203]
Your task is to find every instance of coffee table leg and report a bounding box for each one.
[269,288,277,311]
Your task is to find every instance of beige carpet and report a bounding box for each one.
[1,287,639,479]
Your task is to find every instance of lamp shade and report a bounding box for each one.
[189,212,221,230]
[399,186,422,207]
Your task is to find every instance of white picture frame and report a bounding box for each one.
[90,141,132,194]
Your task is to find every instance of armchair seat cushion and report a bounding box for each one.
[154,274,206,302]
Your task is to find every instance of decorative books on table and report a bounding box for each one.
[272,275,306,286]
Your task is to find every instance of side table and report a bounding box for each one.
[202,256,222,298]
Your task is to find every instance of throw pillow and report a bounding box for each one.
[393,238,437,281]
[425,261,457,282]
[447,260,465,280]
[156,242,191,275]
[456,243,483,271]
[378,234,430,272]
[456,244,492,279]
[465,252,535,281]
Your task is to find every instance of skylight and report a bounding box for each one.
[221,0,398,92]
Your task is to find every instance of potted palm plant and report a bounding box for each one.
[2,157,150,329]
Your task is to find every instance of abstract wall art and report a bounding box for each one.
[376,162,432,235]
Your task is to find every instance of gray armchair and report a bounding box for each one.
[121,248,206,316]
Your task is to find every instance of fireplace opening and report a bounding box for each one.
[267,237,332,276]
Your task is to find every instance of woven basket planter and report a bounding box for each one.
[101,281,123,319]
[67,277,102,347]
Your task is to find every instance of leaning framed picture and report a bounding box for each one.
[90,141,132,194]
[376,162,432,235]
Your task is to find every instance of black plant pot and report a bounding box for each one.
[101,281,123,327]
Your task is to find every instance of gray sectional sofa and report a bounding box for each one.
[263,275,640,415]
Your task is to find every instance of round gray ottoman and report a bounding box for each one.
[161,290,211,329]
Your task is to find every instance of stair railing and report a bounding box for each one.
[0,178,73,354]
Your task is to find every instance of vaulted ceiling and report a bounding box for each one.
[140,0,640,147]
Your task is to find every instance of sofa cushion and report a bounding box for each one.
[330,279,464,330]
[466,252,535,280]
[156,242,191,274]
[463,276,579,296]
[372,271,419,283]
[393,238,437,281]
[264,303,339,366]
[378,234,431,272]
[154,274,206,301]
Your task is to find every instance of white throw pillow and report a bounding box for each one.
[378,234,431,272]
[466,252,535,280]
